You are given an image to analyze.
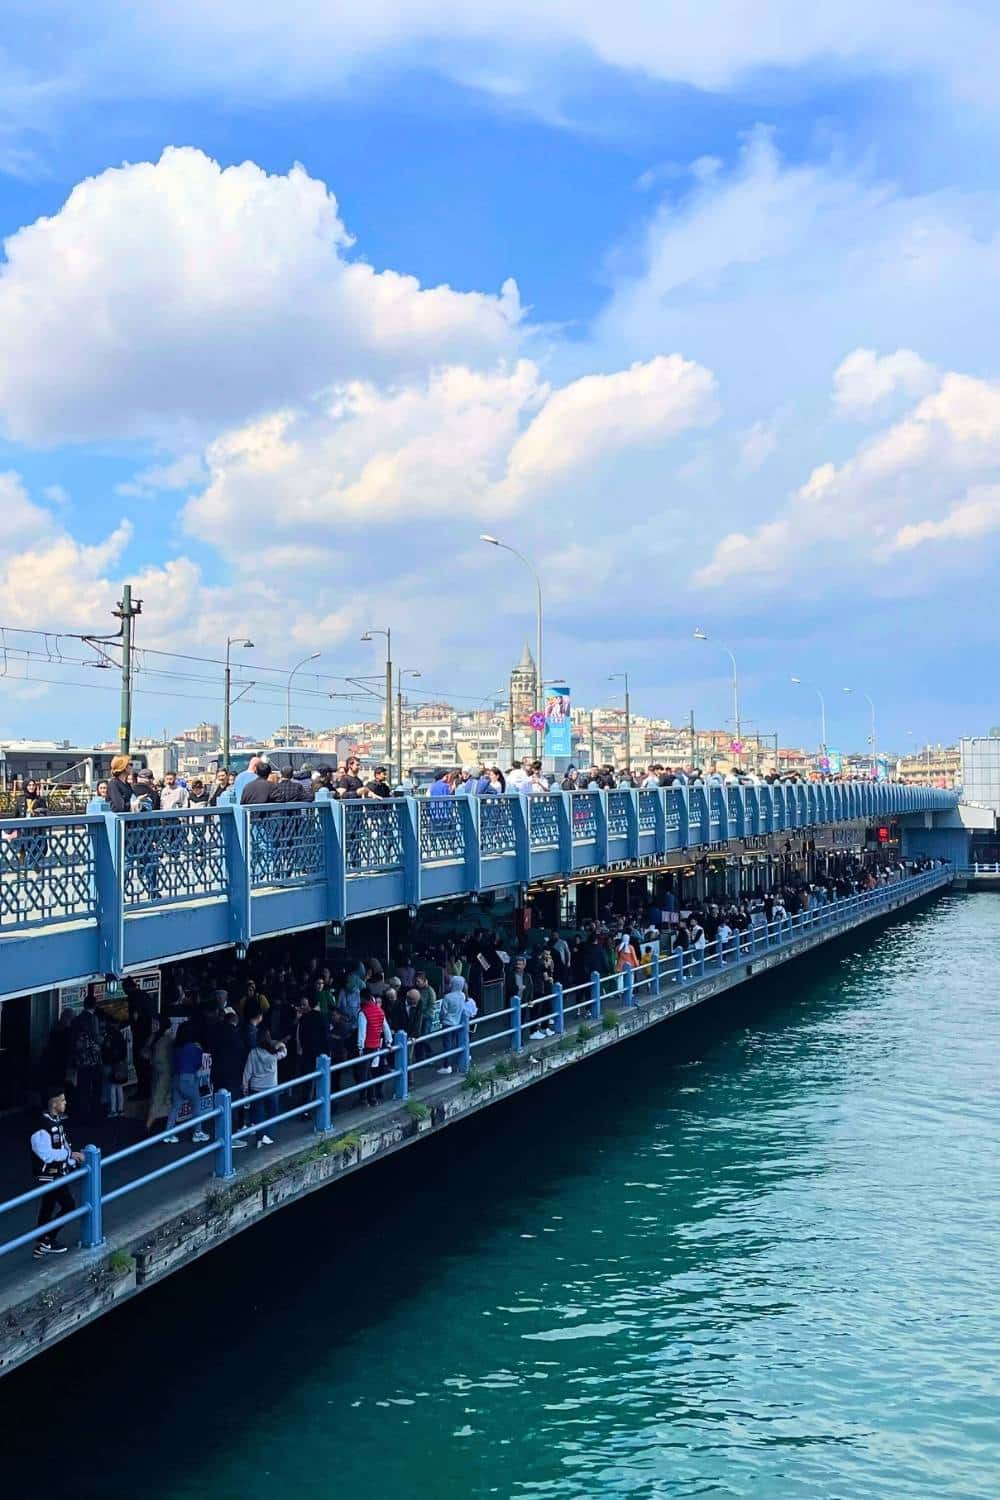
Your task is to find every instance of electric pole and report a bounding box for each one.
[114,585,142,755]
[689,707,696,768]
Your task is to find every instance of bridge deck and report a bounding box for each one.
[0,783,958,999]
[0,866,952,1377]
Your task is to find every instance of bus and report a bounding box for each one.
[0,746,148,792]
[206,747,338,777]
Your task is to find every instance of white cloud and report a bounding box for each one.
[833,348,937,416]
[695,369,1000,589]
[503,355,717,499]
[7,3,1000,123]
[893,485,1000,549]
[0,147,522,444]
[739,418,778,470]
[116,454,207,498]
[185,352,715,551]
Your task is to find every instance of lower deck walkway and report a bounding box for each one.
[0,865,951,1376]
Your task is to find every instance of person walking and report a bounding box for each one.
[242,1034,287,1147]
[438,975,467,1075]
[30,1091,84,1260]
[162,1025,210,1144]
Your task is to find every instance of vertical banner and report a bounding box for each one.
[874,753,889,782]
[544,684,572,757]
[823,748,842,774]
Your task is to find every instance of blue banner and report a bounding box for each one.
[543,684,572,757]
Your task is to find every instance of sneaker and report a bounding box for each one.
[191,1130,210,1142]
[544,1027,555,1037]
[162,1135,179,1144]
[232,1138,248,1150]
[259,1134,274,1146]
[529,1029,545,1041]
[436,1065,453,1075]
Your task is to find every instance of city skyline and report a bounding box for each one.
[1,7,998,749]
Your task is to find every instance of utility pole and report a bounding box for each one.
[510,696,516,767]
[589,710,595,769]
[396,679,403,784]
[113,585,142,755]
[689,707,696,768]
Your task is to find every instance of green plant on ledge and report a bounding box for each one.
[106,1250,134,1279]
[602,1009,620,1031]
[492,1056,518,1079]
[405,1098,430,1121]
[576,1023,594,1043]
[461,1065,489,1092]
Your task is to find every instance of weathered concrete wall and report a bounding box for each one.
[0,874,950,1378]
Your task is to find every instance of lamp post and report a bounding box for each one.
[693,628,742,766]
[609,672,631,771]
[481,535,543,758]
[361,628,393,769]
[842,687,877,777]
[223,636,254,770]
[395,668,421,784]
[285,652,320,750]
[790,676,827,759]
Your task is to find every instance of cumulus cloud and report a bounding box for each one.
[893,485,1000,549]
[833,348,937,416]
[695,369,1000,589]
[0,147,521,444]
[184,353,715,552]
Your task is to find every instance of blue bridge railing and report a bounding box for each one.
[0,783,958,999]
[0,865,950,1263]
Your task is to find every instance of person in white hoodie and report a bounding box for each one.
[242,1034,287,1147]
[438,976,467,1075]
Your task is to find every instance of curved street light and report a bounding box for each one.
[481,534,543,757]
[791,676,827,756]
[842,686,877,777]
[286,651,320,750]
[361,628,393,767]
[224,636,254,769]
[694,628,742,765]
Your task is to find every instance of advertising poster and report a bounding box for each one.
[544,684,572,757]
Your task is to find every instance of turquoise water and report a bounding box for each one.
[5,891,998,1498]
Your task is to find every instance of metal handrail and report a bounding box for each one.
[0,867,950,1261]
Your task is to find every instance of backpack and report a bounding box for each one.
[73,1013,102,1069]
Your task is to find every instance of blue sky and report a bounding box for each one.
[0,3,998,752]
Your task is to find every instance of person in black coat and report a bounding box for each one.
[210,1011,246,1102]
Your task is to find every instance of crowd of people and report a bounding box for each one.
[27,846,943,1259]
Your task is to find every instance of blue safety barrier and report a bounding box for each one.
[0,865,951,1264]
[0,784,958,1000]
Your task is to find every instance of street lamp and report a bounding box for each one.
[790,676,827,758]
[842,687,877,777]
[481,534,543,758]
[224,636,254,770]
[693,628,742,766]
[285,652,320,750]
[609,672,632,772]
[395,667,421,784]
[361,628,393,768]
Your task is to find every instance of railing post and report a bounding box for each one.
[214,1089,235,1179]
[511,988,522,1053]
[316,1053,332,1130]
[698,944,706,977]
[553,981,565,1035]
[591,970,602,1020]
[394,1033,409,1100]
[624,966,635,1008]
[459,1012,471,1074]
[81,1143,104,1249]
[653,951,662,995]
[675,948,684,984]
